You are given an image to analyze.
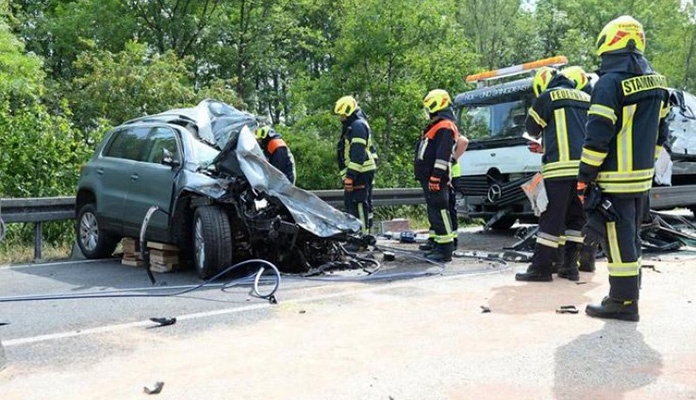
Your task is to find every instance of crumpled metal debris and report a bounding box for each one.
[143,381,164,395]
[507,210,696,255]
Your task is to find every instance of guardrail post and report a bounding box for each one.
[34,221,43,261]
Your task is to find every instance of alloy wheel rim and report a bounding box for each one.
[80,212,99,251]
[194,218,205,270]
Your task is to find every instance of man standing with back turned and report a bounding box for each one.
[515,66,589,282]
[579,16,670,321]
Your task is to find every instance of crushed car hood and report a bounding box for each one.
[235,126,362,237]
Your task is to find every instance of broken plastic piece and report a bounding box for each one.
[555,305,579,314]
[143,381,164,395]
[149,317,176,327]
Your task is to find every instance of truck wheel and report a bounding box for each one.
[193,206,233,279]
[76,203,119,258]
[488,216,517,230]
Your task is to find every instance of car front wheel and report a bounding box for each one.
[193,206,233,279]
[76,203,119,258]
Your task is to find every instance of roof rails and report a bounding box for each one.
[465,56,568,88]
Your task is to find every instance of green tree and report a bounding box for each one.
[66,41,241,136]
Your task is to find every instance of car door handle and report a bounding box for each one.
[131,173,139,181]
[96,168,104,175]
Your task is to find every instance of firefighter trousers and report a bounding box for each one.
[344,171,375,234]
[419,179,453,244]
[532,178,585,272]
[600,194,645,301]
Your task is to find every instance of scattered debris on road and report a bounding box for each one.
[480,305,491,313]
[143,381,164,395]
[556,305,579,314]
[149,317,176,327]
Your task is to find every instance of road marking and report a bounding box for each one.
[2,269,503,347]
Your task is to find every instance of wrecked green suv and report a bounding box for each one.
[75,100,360,278]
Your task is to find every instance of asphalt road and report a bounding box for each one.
[1,228,695,399]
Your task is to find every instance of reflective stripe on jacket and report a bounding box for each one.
[526,79,589,181]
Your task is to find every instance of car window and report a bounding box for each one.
[145,127,181,164]
[103,127,151,161]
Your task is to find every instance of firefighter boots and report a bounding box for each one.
[419,238,436,252]
[557,242,580,281]
[550,245,564,274]
[426,242,453,262]
[578,243,597,272]
[585,296,639,322]
[515,244,554,282]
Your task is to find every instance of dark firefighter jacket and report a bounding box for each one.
[578,52,670,196]
[260,130,296,184]
[526,74,589,180]
[415,108,460,182]
[337,109,378,183]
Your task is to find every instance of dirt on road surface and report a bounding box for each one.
[1,228,696,400]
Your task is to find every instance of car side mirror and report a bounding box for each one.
[161,149,180,168]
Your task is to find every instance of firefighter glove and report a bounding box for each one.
[428,176,441,192]
[528,142,544,154]
[581,181,604,212]
[576,181,588,204]
[344,177,354,192]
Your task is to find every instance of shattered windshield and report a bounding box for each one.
[189,137,220,168]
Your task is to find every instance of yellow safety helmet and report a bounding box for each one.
[532,66,557,97]
[334,95,358,117]
[423,89,452,114]
[255,126,271,140]
[596,15,646,56]
[561,66,589,90]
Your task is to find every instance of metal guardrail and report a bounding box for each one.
[0,189,424,261]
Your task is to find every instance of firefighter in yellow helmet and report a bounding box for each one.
[516,66,590,282]
[562,66,593,95]
[415,89,460,262]
[579,16,670,321]
[254,125,296,184]
[334,96,378,240]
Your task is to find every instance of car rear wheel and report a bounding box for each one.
[76,203,119,258]
[193,205,233,279]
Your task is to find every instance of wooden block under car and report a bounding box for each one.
[121,237,141,252]
[146,244,180,273]
[150,262,179,273]
[146,242,179,252]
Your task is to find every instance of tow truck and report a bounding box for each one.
[452,56,696,229]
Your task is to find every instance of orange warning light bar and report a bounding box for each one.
[465,56,568,83]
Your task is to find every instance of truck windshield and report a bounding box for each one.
[460,99,528,140]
